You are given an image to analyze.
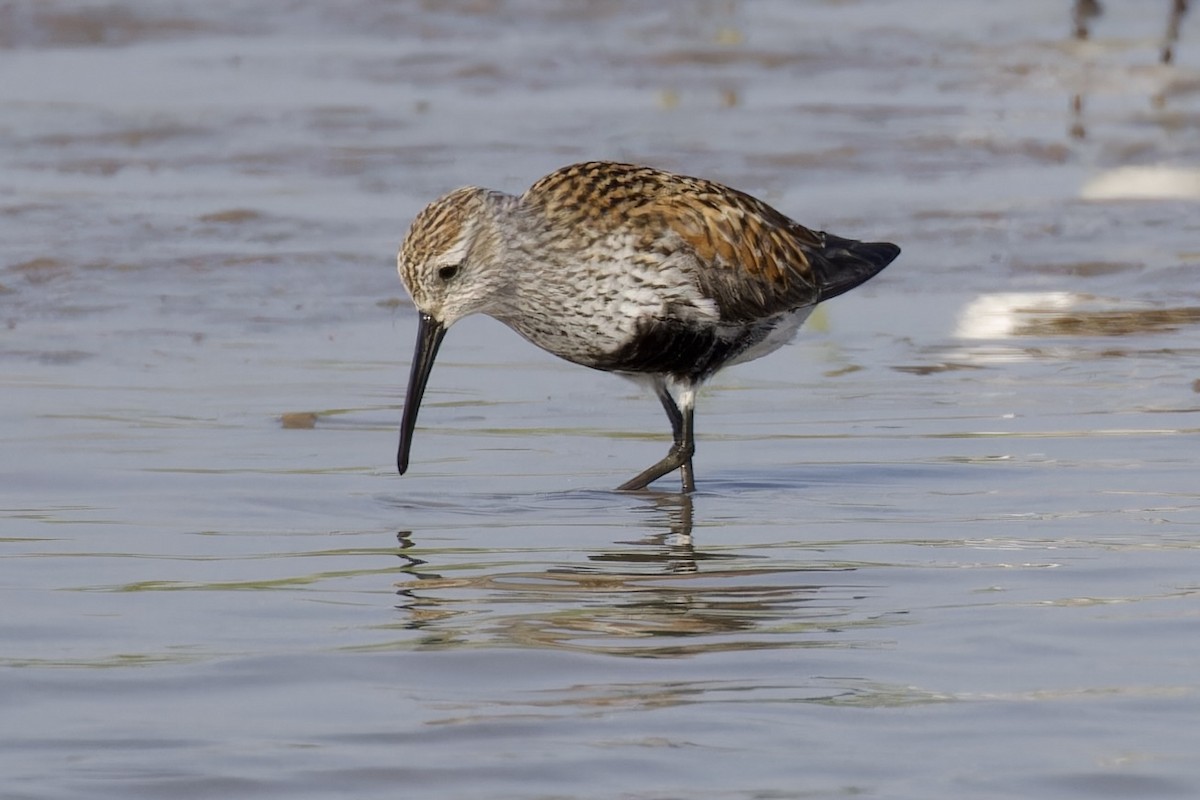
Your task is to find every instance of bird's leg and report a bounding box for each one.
[676,400,696,493]
[657,383,684,443]
[617,386,696,493]
[659,384,697,492]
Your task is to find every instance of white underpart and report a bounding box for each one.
[625,373,696,413]
[588,233,721,343]
[723,305,814,369]
[510,232,721,361]
[669,383,696,414]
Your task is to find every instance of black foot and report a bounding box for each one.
[616,443,695,493]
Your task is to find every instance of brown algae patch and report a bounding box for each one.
[0,6,214,48]
[9,257,70,284]
[893,362,988,376]
[199,209,264,224]
[1017,306,1200,337]
[1012,260,1143,278]
[34,124,204,148]
[281,412,319,429]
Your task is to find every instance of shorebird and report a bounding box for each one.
[396,161,899,492]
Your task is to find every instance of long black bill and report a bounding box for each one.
[397,312,447,475]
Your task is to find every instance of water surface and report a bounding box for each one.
[3,2,1200,798]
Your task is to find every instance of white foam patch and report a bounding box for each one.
[1082,166,1200,201]
[954,292,1080,340]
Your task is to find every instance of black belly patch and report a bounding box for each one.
[591,317,761,382]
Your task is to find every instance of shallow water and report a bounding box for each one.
[3,1,1200,798]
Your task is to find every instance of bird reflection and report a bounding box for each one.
[1071,0,1189,62]
[580,491,700,574]
[1071,0,1102,41]
[395,529,439,579]
[1160,0,1189,66]
[388,493,868,656]
[1070,0,1191,137]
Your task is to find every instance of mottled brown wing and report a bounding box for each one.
[525,162,829,323]
[527,162,898,323]
[649,185,829,323]
[655,186,900,322]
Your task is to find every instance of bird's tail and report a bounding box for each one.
[809,232,900,302]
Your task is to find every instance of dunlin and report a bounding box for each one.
[396,161,898,492]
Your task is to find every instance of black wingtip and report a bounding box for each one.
[812,235,900,302]
[860,240,901,266]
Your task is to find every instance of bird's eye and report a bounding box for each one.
[438,264,460,282]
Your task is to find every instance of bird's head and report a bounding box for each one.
[395,186,514,476]
[398,186,513,330]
